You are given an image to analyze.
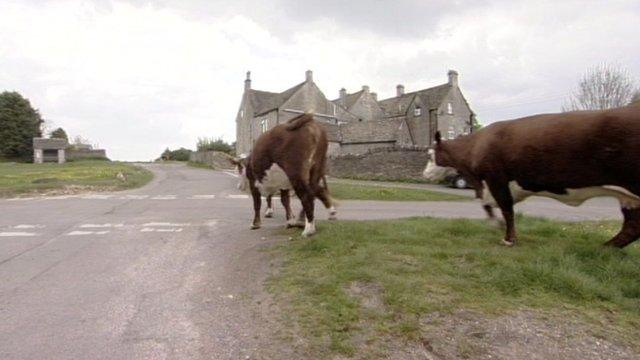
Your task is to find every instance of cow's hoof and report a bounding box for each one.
[500,239,515,247]
[328,207,338,220]
[265,208,274,218]
[302,221,316,237]
[250,224,261,230]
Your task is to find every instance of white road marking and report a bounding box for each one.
[190,195,216,199]
[122,194,149,199]
[223,171,239,178]
[0,232,37,237]
[67,230,111,236]
[151,195,177,200]
[80,194,113,200]
[140,227,183,233]
[6,197,38,201]
[13,224,44,229]
[79,223,124,228]
[143,222,190,227]
[227,194,249,199]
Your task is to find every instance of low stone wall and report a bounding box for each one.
[67,149,108,160]
[189,151,234,169]
[328,145,430,181]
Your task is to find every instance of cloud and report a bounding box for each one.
[1,0,639,160]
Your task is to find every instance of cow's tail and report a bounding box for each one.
[286,112,314,131]
[321,175,339,208]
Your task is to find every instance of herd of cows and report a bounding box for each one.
[232,104,640,248]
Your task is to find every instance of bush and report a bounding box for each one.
[160,147,192,161]
[0,91,43,161]
[196,137,234,155]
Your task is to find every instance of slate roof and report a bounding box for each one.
[340,118,404,143]
[331,90,364,110]
[378,83,451,117]
[250,81,306,115]
[33,138,68,150]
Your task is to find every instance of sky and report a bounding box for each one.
[1,0,639,161]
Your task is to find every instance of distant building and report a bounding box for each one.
[235,70,475,156]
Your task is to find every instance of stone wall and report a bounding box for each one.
[328,145,430,181]
[189,151,235,169]
[67,149,108,160]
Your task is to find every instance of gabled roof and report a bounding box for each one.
[378,83,451,117]
[340,118,405,143]
[331,90,364,110]
[250,81,306,116]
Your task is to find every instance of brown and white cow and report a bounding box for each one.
[234,113,337,237]
[425,105,640,247]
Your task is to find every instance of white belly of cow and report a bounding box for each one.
[255,164,292,196]
[482,181,640,209]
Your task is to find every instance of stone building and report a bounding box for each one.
[235,70,475,156]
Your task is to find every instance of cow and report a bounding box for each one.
[234,113,337,237]
[425,105,640,248]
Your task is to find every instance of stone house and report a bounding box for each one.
[235,70,475,156]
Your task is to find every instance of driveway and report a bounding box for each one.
[0,163,623,359]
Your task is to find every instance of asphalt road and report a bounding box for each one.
[0,163,623,359]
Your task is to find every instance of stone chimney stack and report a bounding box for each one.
[244,71,251,91]
[396,84,405,97]
[371,92,377,101]
[305,70,313,82]
[339,88,347,105]
[362,85,369,93]
[448,70,459,87]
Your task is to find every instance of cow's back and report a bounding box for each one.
[472,106,640,191]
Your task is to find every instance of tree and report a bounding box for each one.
[564,64,636,111]
[50,127,68,141]
[196,137,234,154]
[159,147,192,161]
[0,91,43,160]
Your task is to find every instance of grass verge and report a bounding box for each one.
[0,160,153,197]
[269,216,640,357]
[328,182,469,201]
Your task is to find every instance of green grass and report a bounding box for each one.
[187,161,214,170]
[269,216,640,356]
[0,160,153,197]
[328,182,469,201]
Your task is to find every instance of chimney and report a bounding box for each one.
[396,84,405,97]
[362,85,369,93]
[305,70,313,82]
[244,71,251,91]
[448,70,458,86]
[339,88,347,105]
[371,92,377,101]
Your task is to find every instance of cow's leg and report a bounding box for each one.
[250,187,262,230]
[487,181,517,246]
[483,204,503,228]
[265,194,274,218]
[314,180,337,220]
[291,180,316,237]
[604,207,640,248]
[281,190,299,228]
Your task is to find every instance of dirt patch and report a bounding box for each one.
[346,282,385,311]
[420,310,638,360]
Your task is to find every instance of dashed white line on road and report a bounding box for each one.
[151,195,177,200]
[140,227,183,233]
[227,194,249,199]
[80,194,113,200]
[190,195,216,199]
[79,223,124,228]
[223,171,239,178]
[123,195,149,199]
[67,230,110,236]
[13,224,44,229]
[0,232,37,237]
[143,222,190,227]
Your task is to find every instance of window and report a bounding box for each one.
[260,118,268,133]
[448,126,455,140]
[414,107,422,116]
[447,102,453,114]
[240,110,244,118]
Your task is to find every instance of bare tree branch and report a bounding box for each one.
[564,63,635,111]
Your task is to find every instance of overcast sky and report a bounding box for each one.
[1,0,639,161]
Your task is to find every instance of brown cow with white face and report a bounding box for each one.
[427,105,640,247]
[233,113,336,237]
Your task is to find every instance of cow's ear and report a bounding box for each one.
[228,158,239,166]
[435,131,442,144]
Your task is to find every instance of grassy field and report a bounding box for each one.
[0,160,153,197]
[269,216,640,357]
[328,182,469,202]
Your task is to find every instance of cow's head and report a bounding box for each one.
[229,156,250,192]
[429,131,483,194]
[423,132,458,181]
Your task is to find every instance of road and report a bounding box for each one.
[0,163,622,359]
